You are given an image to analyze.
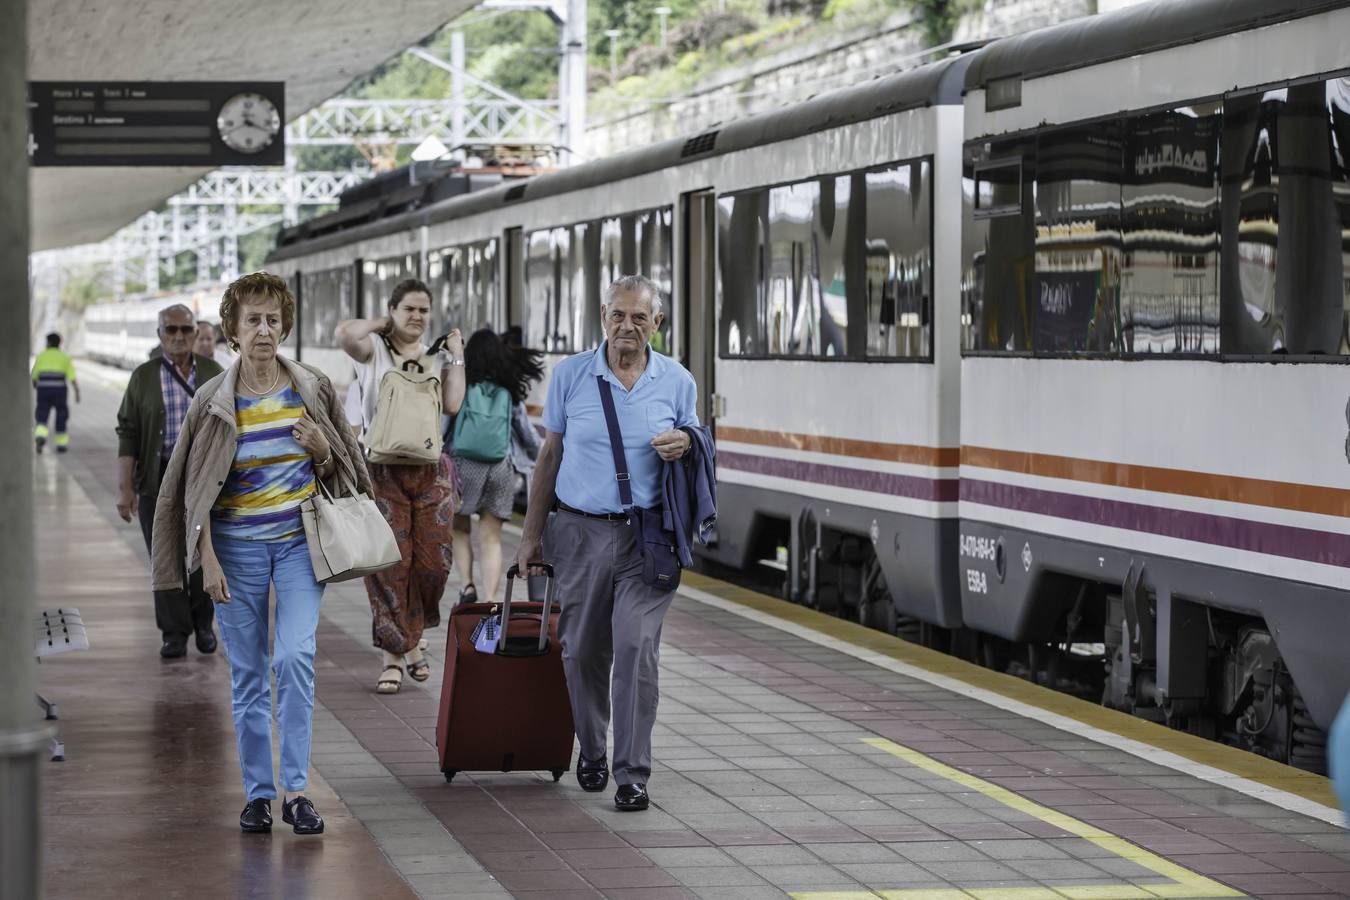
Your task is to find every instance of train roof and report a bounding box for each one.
[965,0,1350,92]
[268,54,967,264]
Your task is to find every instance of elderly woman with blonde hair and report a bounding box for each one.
[152,272,370,836]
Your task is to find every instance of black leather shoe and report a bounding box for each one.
[240,798,272,833]
[614,783,649,812]
[282,796,324,835]
[195,628,217,654]
[160,636,187,659]
[576,755,609,793]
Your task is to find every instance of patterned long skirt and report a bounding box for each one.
[365,455,457,654]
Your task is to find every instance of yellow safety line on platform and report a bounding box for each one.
[678,570,1337,810]
[791,738,1244,900]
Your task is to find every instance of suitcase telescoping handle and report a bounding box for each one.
[502,563,556,654]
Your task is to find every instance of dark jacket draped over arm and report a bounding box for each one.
[662,425,717,568]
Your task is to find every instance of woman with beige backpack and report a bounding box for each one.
[336,279,465,694]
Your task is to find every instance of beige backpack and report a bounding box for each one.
[365,336,442,465]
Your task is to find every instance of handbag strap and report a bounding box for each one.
[161,356,195,398]
[317,463,362,501]
[380,333,425,374]
[595,375,633,509]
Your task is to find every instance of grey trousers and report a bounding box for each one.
[545,509,675,786]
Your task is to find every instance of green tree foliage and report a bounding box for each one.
[241,225,283,275]
[344,10,564,102]
[905,0,982,46]
[59,265,112,314]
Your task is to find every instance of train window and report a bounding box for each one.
[524,207,673,356]
[524,224,588,354]
[717,159,933,361]
[962,139,1037,352]
[768,178,825,356]
[972,159,1022,219]
[863,161,933,358]
[283,273,300,355]
[300,267,356,349]
[427,238,498,338]
[637,208,675,354]
[1032,122,1124,353]
[360,254,419,319]
[1219,78,1350,356]
[717,189,768,357]
[965,76,1350,361]
[1121,104,1222,354]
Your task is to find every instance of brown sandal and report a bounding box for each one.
[405,649,431,682]
[376,665,403,694]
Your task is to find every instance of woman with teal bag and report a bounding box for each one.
[449,328,543,603]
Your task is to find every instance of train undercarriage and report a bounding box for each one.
[703,507,1331,775]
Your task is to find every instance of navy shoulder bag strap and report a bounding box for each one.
[594,374,681,591]
[595,375,633,509]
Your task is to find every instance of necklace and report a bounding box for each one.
[239,362,282,396]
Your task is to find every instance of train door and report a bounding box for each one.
[682,190,717,429]
[504,227,525,331]
[290,270,303,362]
[353,258,365,318]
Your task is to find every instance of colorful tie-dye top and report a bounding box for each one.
[212,383,316,541]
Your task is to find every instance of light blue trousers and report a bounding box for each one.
[1330,691,1350,826]
[213,532,324,801]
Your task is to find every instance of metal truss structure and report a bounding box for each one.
[35,0,589,305]
[31,168,363,301]
[38,85,569,302]
[288,96,561,149]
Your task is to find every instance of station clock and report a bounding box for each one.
[216,91,281,154]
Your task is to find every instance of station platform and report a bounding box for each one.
[33,367,1350,900]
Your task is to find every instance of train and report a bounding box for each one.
[249,0,1350,771]
[82,288,230,368]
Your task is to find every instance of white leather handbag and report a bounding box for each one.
[300,476,401,584]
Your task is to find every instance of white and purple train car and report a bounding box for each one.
[266,0,1350,771]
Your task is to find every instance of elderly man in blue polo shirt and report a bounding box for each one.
[516,274,698,812]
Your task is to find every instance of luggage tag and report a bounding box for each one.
[471,605,501,655]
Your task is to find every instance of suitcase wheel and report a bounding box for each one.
[444,770,457,783]
[551,769,564,782]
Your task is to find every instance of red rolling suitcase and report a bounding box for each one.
[435,564,575,782]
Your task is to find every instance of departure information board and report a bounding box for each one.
[28,81,285,167]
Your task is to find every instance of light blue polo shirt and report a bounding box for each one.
[544,341,698,513]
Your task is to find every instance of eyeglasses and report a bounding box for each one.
[161,325,195,335]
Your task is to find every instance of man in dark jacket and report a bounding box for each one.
[115,303,224,658]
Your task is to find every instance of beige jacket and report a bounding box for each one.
[150,357,372,591]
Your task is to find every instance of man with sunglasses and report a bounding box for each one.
[116,303,224,658]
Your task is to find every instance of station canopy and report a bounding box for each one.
[28,0,477,251]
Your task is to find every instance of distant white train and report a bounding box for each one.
[83,288,230,369]
[264,0,1350,773]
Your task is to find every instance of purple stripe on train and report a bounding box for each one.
[716,451,959,502]
[715,449,1350,568]
[962,479,1350,568]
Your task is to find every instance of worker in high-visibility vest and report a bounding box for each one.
[31,332,80,454]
